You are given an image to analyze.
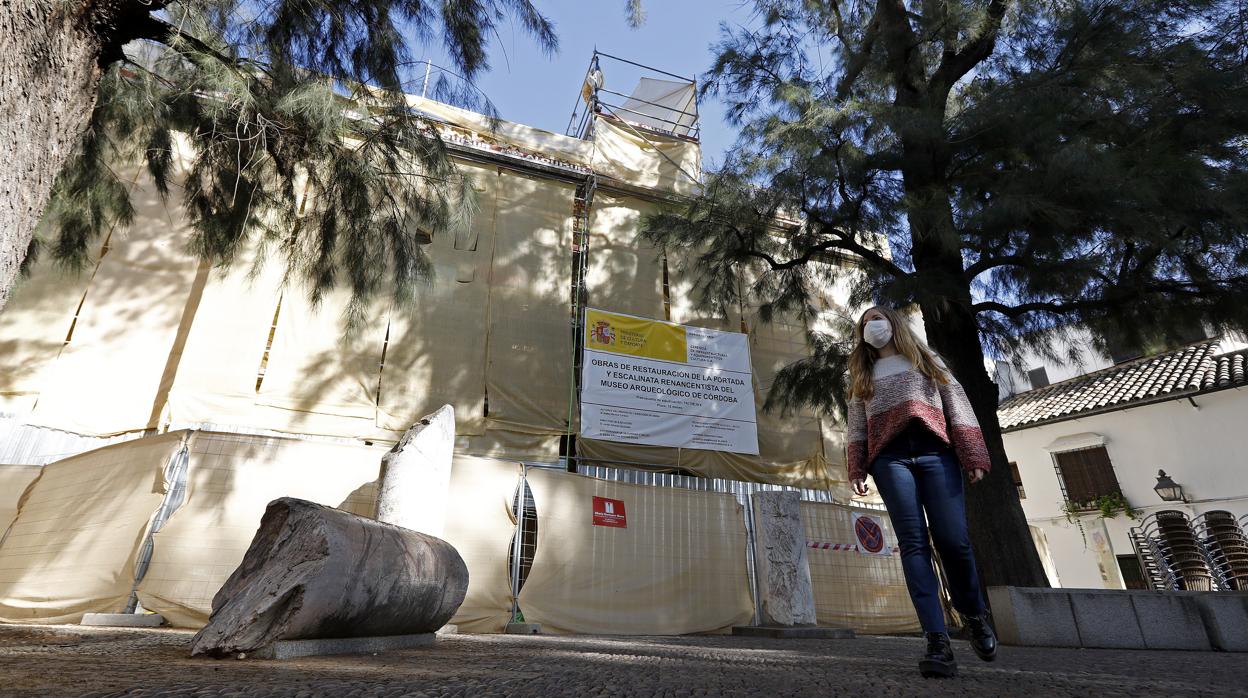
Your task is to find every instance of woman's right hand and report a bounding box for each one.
[852,478,870,496]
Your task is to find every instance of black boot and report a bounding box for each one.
[964,614,997,661]
[919,632,957,678]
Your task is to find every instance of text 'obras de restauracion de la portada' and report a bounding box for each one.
[580,308,759,454]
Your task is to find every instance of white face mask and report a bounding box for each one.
[863,319,893,349]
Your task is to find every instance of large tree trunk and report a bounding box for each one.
[0,1,109,313]
[900,146,1050,589]
[919,295,1051,589]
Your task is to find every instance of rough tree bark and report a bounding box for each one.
[900,130,1051,589]
[0,1,109,312]
[919,297,1052,589]
[871,0,1048,589]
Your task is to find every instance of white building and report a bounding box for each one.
[997,337,1248,589]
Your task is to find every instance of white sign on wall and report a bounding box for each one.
[579,308,759,455]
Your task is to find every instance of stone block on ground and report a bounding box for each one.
[374,405,456,538]
[1130,592,1210,650]
[505,623,541,635]
[1194,593,1248,652]
[191,498,468,658]
[80,613,164,628]
[987,586,1080,648]
[750,491,816,627]
[250,634,435,660]
[1068,590,1145,649]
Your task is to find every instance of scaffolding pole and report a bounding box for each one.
[564,173,597,472]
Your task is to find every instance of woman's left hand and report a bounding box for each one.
[968,468,987,484]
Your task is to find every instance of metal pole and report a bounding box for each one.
[594,50,696,83]
[421,60,431,99]
[743,492,763,626]
[510,464,528,621]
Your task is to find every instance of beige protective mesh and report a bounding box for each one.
[590,116,701,196]
[164,239,285,429]
[483,170,575,434]
[680,450,836,491]
[29,177,201,436]
[518,468,754,635]
[577,437,680,469]
[800,501,919,634]
[0,255,98,416]
[135,432,384,628]
[585,193,666,319]
[457,431,561,463]
[0,432,185,623]
[665,245,740,331]
[252,285,387,437]
[376,162,498,436]
[443,456,520,633]
[748,312,825,469]
[0,465,41,533]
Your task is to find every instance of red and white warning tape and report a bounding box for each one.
[806,540,901,555]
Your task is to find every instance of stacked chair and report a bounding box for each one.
[1195,510,1248,591]
[1129,527,1177,591]
[1130,510,1215,591]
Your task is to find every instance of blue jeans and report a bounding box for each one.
[870,443,985,633]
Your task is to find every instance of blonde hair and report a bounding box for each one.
[848,305,950,401]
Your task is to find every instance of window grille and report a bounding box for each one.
[1052,446,1121,506]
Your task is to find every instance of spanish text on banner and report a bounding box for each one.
[580,308,759,455]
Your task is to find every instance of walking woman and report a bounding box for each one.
[846,306,997,678]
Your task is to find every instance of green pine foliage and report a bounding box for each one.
[644,0,1248,415]
[37,0,559,328]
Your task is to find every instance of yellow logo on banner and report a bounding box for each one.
[585,309,688,362]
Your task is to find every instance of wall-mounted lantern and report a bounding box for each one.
[1153,469,1186,503]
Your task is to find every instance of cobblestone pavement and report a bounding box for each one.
[1,624,1246,697]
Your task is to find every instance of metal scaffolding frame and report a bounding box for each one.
[565,50,700,142]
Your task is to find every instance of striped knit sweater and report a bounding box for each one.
[846,355,991,482]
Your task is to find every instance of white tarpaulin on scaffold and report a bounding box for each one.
[579,308,758,455]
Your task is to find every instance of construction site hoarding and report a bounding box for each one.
[580,308,759,455]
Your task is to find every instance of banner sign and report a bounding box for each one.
[592,496,627,528]
[580,308,759,454]
[852,513,891,557]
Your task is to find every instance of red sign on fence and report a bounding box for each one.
[592,496,627,528]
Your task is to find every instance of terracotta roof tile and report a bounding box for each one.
[999,342,1248,431]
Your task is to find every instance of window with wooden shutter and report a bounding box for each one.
[1052,446,1121,506]
[1009,462,1026,499]
[1117,555,1149,590]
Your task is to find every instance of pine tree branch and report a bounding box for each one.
[830,3,881,101]
[877,0,926,98]
[727,218,906,278]
[929,0,1009,94]
[131,14,255,76]
[975,275,1248,319]
[807,218,906,277]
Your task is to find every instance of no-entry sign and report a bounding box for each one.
[852,513,889,556]
[592,496,627,528]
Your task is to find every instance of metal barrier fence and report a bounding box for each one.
[506,463,903,632]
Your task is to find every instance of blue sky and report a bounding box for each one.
[412,2,758,168]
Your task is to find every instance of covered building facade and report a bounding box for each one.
[0,57,860,491]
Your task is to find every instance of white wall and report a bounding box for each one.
[994,327,1114,400]
[1002,386,1248,589]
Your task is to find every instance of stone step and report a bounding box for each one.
[988,585,1248,652]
